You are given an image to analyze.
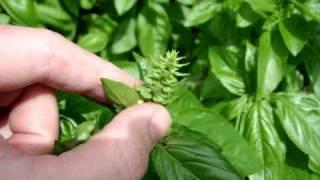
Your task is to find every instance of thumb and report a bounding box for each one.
[96,103,171,149]
[40,103,171,180]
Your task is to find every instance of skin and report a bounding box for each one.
[0,25,171,180]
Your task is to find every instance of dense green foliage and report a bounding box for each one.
[2,0,320,179]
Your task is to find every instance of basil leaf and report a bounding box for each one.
[209,47,246,96]
[113,61,140,79]
[78,14,117,53]
[279,15,311,56]
[76,120,96,141]
[175,108,263,176]
[209,95,248,121]
[167,85,203,118]
[137,2,171,57]
[60,0,79,17]
[78,28,108,53]
[0,0,39,26]
[304,0,320,21]
[53,120,96,154]
[244,41,257,72]
[176,0,197,5]
[207,13,239,45]
[35,0,77,38]
[80,0,96,10]
[133,52,151,74]
[101,78,142,109]
[114,0,137,16]
[152,127,241,180]
[111,17,137,54]
[54,92,114,154]
[243,0,276,14]
[275,93,320,174]
[59,115,78,142]
[236,3,260,28]
[57,92,114,127]
[281,70,304,92]
[184,1,221,27]
[284,164,320,180]
[257,31,288,98]
[304,47,320,98]
[237,99,286,179]
[200,71,233,101]
[295,0,320,21]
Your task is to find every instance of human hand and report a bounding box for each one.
[0,25,171,180]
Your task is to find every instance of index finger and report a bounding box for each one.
[0,25,140,102]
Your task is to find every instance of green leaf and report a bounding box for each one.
[257,31,288,98]
[111,17,137,54]
[60,0,79,17]
[35,0,77,38]
[275,93,320,174]
[284,164,320,180]
[167,85,203,118]
[279,15,311,56]
[113,61,140,79]
[78,28,108,53]
[76,120,96,141]
[54,92,114,154]
[143,160,160,180]
[59,115,78,142]
[137,2,171,57]
[114,0,137,16]
[244,41,257,72]
[53,120,96,154]
[200,71,233,101]
[200,71,232,100]
[236,3,260,28]
[224,0,242,11]
[80,0,96,10]
[101,78,142,109]
[87,14,118,35]
[133,52,151,74]
[237,100,286,179]
[175,108,263,176]
[53,139,79,154]
[185,56,208,91]
[153,0,169,3]
[243,0,276,14]
[281,69,304,92]
[295,0,320,21]
[0,0,39,26]
[207,13,239,45]
[304,0,320,21]
[78,14,117,52]
[176,0,197,5]
[152,127,241,180]
[304,47,320,97]
[209,47,246,96]
[57,92,114,128]
[209,95,248,121]
[184,1,221,27]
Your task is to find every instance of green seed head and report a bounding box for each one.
[137,50,188,105]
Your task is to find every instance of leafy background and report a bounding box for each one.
[1,0,320,179]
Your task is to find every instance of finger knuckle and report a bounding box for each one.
[33,29,64,80]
